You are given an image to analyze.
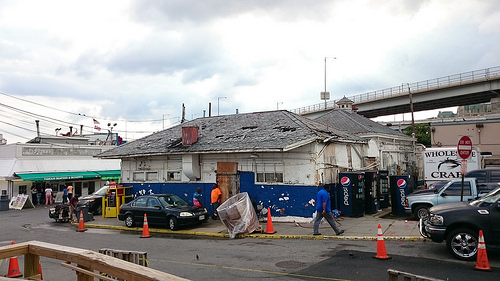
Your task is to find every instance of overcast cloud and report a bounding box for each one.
[1,0,499,143]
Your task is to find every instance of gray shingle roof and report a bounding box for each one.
[98,110,364,159]
[314,109,409,137]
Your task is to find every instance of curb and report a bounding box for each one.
[74,222,424,241]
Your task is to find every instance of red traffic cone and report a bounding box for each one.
[475,230,491,271]
[7,241,22,278]
[374,224,391,260]
[265,207,276,234]
[141,213,151,238]
[77,210,87,232]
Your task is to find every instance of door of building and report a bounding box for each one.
[216,162,239,202]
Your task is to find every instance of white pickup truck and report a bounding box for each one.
[404,178,492,219]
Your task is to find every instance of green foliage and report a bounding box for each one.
[403,123,431,146]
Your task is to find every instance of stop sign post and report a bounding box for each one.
[457,136,472,201]
[457,136,472,160]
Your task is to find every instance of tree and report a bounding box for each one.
[403,123,431,147]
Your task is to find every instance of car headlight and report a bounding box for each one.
[429,214,444,226]
[180,212,194,217]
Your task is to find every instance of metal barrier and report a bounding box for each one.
[387,269,444,281]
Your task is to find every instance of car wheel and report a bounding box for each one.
[446,228,478,261]
[168,217,178,231]
[415,205,430,219]
[125,214,135,228]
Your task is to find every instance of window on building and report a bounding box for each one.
[255,163,284,183]
[19,185,27,194]
[133,172,145,181]
[166,171,181,181]
[146,171,158,181]
[133,171,159,182]
[87,181,95,194]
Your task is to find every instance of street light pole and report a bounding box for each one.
[217,97,227,116]
[322,57,336,109]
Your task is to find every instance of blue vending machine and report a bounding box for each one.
[390,175,410,216]
[377,170,389,209]
[338,172,365,217]
[363,171,378,214]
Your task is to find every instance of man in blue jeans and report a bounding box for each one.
[313,185,344,236]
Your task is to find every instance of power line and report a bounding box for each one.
[0,91,181,141]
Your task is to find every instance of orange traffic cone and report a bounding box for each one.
[7,241,22,278]
[374,224,391,260]
[39,262,43,280]
[475,230,491,271]
[77,210,87,232]
[141,213,151,238]
[265,207,276,234]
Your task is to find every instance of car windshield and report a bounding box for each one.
[158,194,189,207]
[470,187,500,207]
[92,186,109,196]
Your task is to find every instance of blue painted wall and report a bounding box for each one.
[123,171,320,218]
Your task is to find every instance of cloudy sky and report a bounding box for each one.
[1,0,499,143]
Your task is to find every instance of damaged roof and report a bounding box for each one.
[314,109,410,137]
[98,110,364,159]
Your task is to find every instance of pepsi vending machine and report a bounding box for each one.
[390,175,410,216]
[338,172,365,217]
[363,171,378,214]
[377,170,389,208]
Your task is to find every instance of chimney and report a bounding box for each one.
[208,103,212,117]
[35,120,40,137]
[182,126,199,146]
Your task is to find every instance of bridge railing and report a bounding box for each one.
[292,65,500,114]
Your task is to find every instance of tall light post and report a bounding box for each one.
[217,97,227,116]
[107,122,117,141]
[321,57,336,109]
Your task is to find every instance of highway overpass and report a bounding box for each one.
[293,66,500,119]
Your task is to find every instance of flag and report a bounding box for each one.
[93,119,101,131]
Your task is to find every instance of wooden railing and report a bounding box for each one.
[0,241,188,281]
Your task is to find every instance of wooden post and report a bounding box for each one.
[24,253,41,280]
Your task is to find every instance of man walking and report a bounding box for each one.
[313,185,344,236]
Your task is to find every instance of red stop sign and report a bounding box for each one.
[457,136,472,159]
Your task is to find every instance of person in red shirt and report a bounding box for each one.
[69,196,79,223]
[210,184,222,220]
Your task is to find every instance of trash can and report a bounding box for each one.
[76,205,94,222]
[0,194,9,211]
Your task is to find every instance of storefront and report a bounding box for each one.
[15,170,120,197]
